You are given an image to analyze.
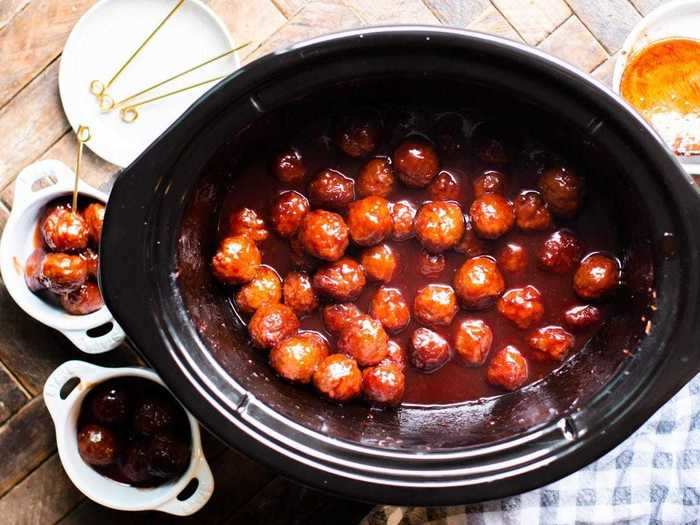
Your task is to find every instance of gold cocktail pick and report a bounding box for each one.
[90,0,185,108]
[72,125,92,212]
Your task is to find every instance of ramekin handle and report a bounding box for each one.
[156,455,215,516]
[62,321,126,354]
[13,160,76,210]
[43,360,103,426]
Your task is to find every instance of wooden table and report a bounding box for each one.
[0,0,675,523]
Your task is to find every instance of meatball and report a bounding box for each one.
[312,257,366,302]
[563,304,602,331]
[24,248,46,292]
[282,271,318,317]
[133,396,177,434]
[298,210,349,261]
[270,332,329,383]
[454,215,485,257]
[410,328,450,372]
[414,284,458,327]
[347,196,393,246]
[211,235,261,285]
[362,364,405,406]
[80,248,99,278]
[322,303,363,336]
[90,383,129,425]
[514,191,552,232]
[394,138,440,188]
[60,282,104,315]
[334,111,381,158]
[497,285,545,329]
[380,340,407,372]
[272,147,306,184]
[370,287,411,334]
[390,200,417,241]
[227,208,269,243]
[573,254,620,299]
[414,201,465,253]
[313,354,362,402]
[40,253,88,294]
[473,170,506,198]
[360,244,397,283]
[147,434,190,478]
[469,194,515,239]
[428,171,461,201]
[454,256,505,309]
[539,166,584,217]
[248,303,300,349]
[473,128,510,165]
[235,265,282,314]
[41,205,89,252]
[497,243,527,273]
[417,250,445,277]
[527,325,575,361]
[538,229,583,274]
[83,202,105,244]
[357,157,395,197]
[289,235,319,272]
[337,316,389,367]
[454,319,493,366]
[486,346,528,391]
[120,443,151,484]
[308,169,355,209]
[270,191,309,238]
[78,424,118,466]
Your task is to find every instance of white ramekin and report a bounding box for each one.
[0,159,125,353]
[43,360,214,515]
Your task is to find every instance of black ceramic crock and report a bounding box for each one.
[100,27,700,505]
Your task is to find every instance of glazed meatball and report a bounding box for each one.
[41,205,89,252]
[539,166,584,217]
[81,248,99,278]
[414,201,465,253]
[486,346,528,391]
[469,194,515,239]
[497,242,527,273]
[270,332,329,383]
[211,235,261,285]
[563,304,602,331]
[370,287,411,334]
[235,265,282,314]
[454,256,505,309]
[248,303,300,349]
[514,191,552,232]
[454,319,493,366]
[308,169,355,209]
[410,328,450,372]
[83,202,105,244]
[362,364,405,406]
[40,253,88,294]
[60,282,104,315]
[538,229,583,274]
[272,147,306,184]
[147,434,190,478]
[334,111,381,158]
[133,396,177,434]
[357,157,395,197]
[390,200,417,241]
[473,170,506,198]
[24,248,46,291]
[497,285,545,329]
[573,254,620,300]
[90,383,129,425]
[282,271,318,317]
[347,196,392,247]
[394,138,440,188]
[312,257,366,302]
[527,325,575,361]
[473,128,510,165]
[313,354,362,402]
[120,443,151,484]
[78,424,118,466]
[428,171,461,201]
[298,210,349,261]
[228,208,269,243]
[414,284,458,327]
[454,215,485,257]
[360,244,397,283]
[417,250,445,277]
[337,316,389,367]
[270,191,309,238]
[322,303,363,336]
[380,339,407,372]
[289,235,319,272]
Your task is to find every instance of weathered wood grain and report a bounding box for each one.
[492,0,570,45]
[564,0,641,53]
[0,360,29,425]
[270,0,309,18]
[467,5,523,43]
[538,16,607,72]
[0,0,30,32]
[422,0,490,26]
[350,0,439,24]
[629,0,670,15]
[591,52,618,88]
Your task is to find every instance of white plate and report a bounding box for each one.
[59,0,238,168]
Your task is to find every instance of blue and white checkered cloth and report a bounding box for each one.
[363,374,700,525]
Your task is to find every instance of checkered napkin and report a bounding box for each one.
[362,374,700,525]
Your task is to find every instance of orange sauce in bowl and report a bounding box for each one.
[621,38,700,156]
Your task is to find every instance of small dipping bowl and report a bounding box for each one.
[43,360,214,515]
[0,159,125,353]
